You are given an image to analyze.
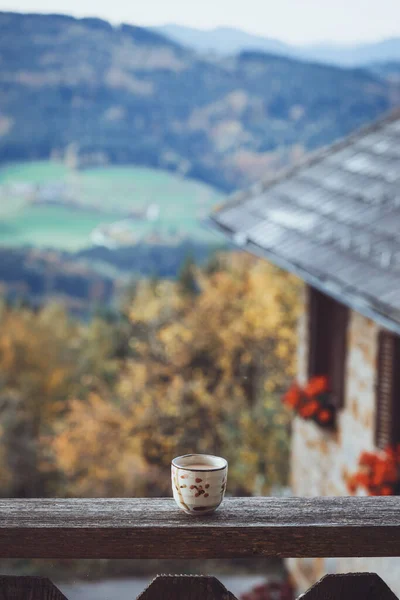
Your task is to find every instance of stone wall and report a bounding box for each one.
[288,289,400,595]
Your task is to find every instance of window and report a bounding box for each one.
[308,287,349,408]
[375,330,400,449]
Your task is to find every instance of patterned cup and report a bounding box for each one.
[171,454,228,515]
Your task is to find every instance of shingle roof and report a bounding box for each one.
[208,108,400,335]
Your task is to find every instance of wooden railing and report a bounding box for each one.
[0,497,399,598]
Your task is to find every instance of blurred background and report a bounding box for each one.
[0,0,399,598]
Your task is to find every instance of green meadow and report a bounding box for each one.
[0,162,223,251]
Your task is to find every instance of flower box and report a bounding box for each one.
[347,447,400,496]
[282,376,335,429]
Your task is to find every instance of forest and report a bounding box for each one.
[0,252,300,500]
[0,12,396,192]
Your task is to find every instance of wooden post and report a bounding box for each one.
[0,576,68,600]
[137,575,238,600]
[301,573,399,600]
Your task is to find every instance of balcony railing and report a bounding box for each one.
[0,496,399,598]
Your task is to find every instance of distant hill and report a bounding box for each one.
[0,246,115,313]
[0,12,398,191]
[153,24,400,67]
[152,25,292,58]
[306,39,400,67]
[368,61,400,83]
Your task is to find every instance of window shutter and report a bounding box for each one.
[330,302,348,409]
[308,287,319,378]
[308,288,332,378]
[308,287,348,409]
[375,331,399,449]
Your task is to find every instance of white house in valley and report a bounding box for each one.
[209,108,400,594]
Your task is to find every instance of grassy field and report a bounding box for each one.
[0,162,223,251]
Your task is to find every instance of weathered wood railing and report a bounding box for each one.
[0,497,399,598]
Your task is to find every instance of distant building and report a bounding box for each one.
[208,108,400,594]
[146,204,160,221]
[8,182,35,196]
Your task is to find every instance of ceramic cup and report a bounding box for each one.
[171,454,228,515]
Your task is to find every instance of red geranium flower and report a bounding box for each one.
[348,447,400,496]
[283,377,335,429]
[379,485,394,496]
[359,451,377,468]
[317,408,333,424]
[299,399,319,419]
[283,383,302,408]
[304,376,329,397]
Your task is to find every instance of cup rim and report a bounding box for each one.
[171,453,228,472]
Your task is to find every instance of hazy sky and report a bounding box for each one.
[1,0,400,44]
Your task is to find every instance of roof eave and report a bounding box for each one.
[205,216,400,337]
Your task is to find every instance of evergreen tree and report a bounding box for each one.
[178,254,198,296]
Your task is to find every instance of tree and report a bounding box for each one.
[0,302,124,497]
[0,302,78,496]
[0,252,300,499]
[50,252,300,497]
[178,254,198,296]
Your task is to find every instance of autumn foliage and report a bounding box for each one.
[347,447,400,496]
[0,253,300,498]
[282,376,335,428]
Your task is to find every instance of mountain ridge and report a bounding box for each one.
[152,24,400,66]
[0,11,398,192]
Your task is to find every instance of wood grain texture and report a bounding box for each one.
[1,497,400,559]
[302,573,399,600]
[0,576,68,600]
[137,576,238,600]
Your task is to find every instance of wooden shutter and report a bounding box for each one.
[375,331,400,449]
[308,288,331,378]
[329,301,348,409]
[308,287,348,408]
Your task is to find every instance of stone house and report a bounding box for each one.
[208,108,400,594]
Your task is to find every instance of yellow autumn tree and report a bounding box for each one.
[51,252,300,497]
[51,393,150,497]
[0,301,80,496]
[0,301,126,496]
[127,252,300,495]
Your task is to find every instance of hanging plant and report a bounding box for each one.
[347,447,400,496]
[282,376,335,429]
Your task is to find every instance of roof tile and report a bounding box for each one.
[210,108,400,332]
